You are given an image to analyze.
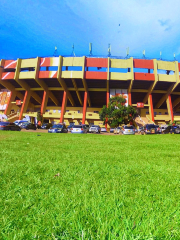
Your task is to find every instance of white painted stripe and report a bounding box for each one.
[40,58,45,66]
[50,71,57,78]
[2,72,10,79]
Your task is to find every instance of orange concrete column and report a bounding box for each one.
[105,91,109,129]
[128,92,132,106]
[60,91,67,123]
[41,91,49,115]
[82,92,88,124]
[167,95,174,122]
[19,91,31,120]
[148,94,154,122]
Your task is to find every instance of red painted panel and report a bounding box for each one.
[40,57,50,67]
[85,71,107,79]
[39,71,50,78]
[4,60,17,69]
[178,63,180,71]
[133,59,154,69]
[137,102,144,108]
[86,58,108,67]
[2,72,15,80]
[134,72,155,81]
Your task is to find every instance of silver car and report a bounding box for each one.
[89,125,101,133]
[121,125,135,135]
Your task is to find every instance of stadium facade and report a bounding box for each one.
[0,56,180,126]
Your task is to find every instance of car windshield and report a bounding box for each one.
[124,126,134,129]
[72,125,82,128]
[22,122,29,125]
[52,124,63,128]
[146,125,156,129]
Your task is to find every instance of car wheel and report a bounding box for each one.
[26,127,29,130]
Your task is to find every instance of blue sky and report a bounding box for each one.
[1,0,180,61]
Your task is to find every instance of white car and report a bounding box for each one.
[89,125,101,133]
[121,125,135,135]
[101,127,107,133]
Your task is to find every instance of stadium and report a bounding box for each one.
[0,56,180,126]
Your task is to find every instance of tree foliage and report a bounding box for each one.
[99,96,137,128]
[37,112,43,123]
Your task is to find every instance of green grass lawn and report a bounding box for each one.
[0,132,180,239]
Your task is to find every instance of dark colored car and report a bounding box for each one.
[21,122,37,130]
[41,123,53,129]
[0,122,21,131]
[82,124,89,132]
[140,124,159,135]
[162,125,180,134]
[48,124,68,133]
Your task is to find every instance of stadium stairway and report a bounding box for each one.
[7,112,19,122]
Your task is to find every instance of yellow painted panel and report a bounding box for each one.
[110,59,131,68]
[62,57,84,66]
[174,116,180,121]
[64,113,83,119]
[110,72,132,80]
[23,113,36,117]
[154,115,171,120]
[61,71,82,78]
[21,59,37,68]
[19,71,35,79]
[158,74,176,82]
[157,61,175,71]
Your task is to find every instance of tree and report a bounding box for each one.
[99,96,137,128]
[37,112,43,124]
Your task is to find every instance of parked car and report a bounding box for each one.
[48,124,68,133]
[121,125,135,135]
[67,124,75,132]
[140,124,159,135]
[41,123,52,129]
[71,125,88,134]
[101,127,107,133]
[14,120,29,126]
[89,125,101,133]
[162,125,180,134]
[110,128,114,133]
[0,122,21,131]
[159,125,168,133]
[112,127,121,134]
[138,126,144,134]
[21,122,37,130]
[82,124,89,132]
